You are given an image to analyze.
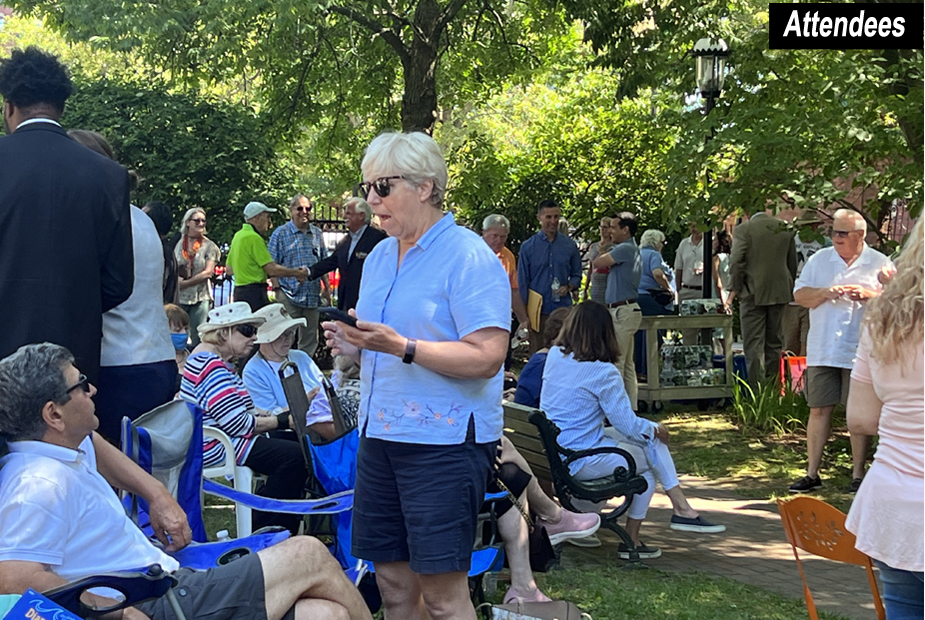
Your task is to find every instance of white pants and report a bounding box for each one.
[572,428,680,520]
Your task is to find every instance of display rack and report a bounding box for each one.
[637,313,734,411]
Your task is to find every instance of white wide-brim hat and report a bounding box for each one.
[198,301,266,337]
[252,303,307,344]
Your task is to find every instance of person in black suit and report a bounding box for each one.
[309,197,387,310]
[0,47,134,384]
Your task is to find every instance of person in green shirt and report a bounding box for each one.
[227,201,308,311]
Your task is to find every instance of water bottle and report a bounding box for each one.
[551,277,561,302]
[216,529,230,542]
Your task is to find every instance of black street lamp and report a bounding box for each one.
[691,37,729,300]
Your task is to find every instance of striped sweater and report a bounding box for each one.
[180,351,257,467]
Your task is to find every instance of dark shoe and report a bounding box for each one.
[670,514,726,533]
[789,475,823,493]
[846,478,862,493]
[617,541,661,560]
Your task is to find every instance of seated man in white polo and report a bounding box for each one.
[0,342,371,620]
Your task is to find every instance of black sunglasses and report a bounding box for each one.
[235,324,259,338]
[831,229,856,238]
[358,176,404,200]
[65,374,91,396]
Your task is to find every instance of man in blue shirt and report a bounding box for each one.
[517,200,581,355]
[268,194,330,356]
[592,212,643,409]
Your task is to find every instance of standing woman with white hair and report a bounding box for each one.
[175,207,220,347]
[634,229,674,380]
[325,131,510,620]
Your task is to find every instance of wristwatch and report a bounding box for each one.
[402,338,417,364]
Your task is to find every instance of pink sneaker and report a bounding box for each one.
[503,586,552,604]
[540,510,601,546]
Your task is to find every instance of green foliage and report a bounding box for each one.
[63,77,298,245]
[443,31,683,246]
[729,376,809,436]
[557,0,924,225]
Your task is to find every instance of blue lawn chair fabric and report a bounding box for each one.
[120,401,360,574]
[306,429,360,570]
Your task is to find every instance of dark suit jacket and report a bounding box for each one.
[730,213,797,306]
[310,225,387,310]
[0,121,134,382]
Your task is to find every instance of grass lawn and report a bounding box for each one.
[654,405,860,512]
[522,566,849,620]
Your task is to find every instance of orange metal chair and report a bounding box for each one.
[777,497,885,620]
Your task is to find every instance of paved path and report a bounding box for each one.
[558,476,878,620]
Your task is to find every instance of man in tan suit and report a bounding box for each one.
[730,212,797,388]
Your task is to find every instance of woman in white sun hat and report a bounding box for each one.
[180,301,309,534]
[243,303,336,442]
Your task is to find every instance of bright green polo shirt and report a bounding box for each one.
[227,223,274,285]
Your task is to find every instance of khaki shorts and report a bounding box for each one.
[805,366,851,408]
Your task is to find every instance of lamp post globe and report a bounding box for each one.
[692,37,730,100]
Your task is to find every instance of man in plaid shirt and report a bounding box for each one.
[268,194,330,356]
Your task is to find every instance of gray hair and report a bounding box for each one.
[0,343,74,442]
[639,229,666,248]
[345,197,373,224]
[362,132,448,209]
[289,194,312,210]
[180,207,206,236]
[833,208,867,233]
[482,214,510,232]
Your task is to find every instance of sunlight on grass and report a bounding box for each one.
[655,410,858,512]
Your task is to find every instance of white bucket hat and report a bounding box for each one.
[197,301,266,337]
[252,303,307,344]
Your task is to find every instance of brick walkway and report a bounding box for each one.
[558,476,878,620]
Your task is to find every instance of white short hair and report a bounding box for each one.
[345,197,373,224]
[362,132,448,209]
[639,229,666,248]
[833,208,867,232]
[482,214,510,231]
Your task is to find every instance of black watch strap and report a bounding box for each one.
[402,338,417,364]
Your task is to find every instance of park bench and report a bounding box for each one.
[502,402,650,562]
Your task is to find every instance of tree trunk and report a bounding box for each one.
[401,0,441,133]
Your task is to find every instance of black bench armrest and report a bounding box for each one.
[561,445,639,479]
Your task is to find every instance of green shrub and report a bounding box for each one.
[729,376,810,435]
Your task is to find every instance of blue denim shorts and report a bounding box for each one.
[352,417,497,574]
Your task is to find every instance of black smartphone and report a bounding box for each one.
[319,307,359,328]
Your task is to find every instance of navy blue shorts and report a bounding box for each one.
[352,417,497,574]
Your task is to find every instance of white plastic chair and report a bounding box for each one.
[202,427,260,537]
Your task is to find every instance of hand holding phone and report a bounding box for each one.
[319,306,358,328]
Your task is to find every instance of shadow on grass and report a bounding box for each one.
[652,410,860,512]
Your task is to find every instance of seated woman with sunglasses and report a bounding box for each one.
[325,131,512,620]
[181,301,309,535]
[540,301,725,561]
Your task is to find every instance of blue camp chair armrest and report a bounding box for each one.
[44,564,176,617]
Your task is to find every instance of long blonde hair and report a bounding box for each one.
[864,218,923,366]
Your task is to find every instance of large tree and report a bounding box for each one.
[11,0,566,135]
[557,0,923,228]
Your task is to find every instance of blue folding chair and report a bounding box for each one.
[120,401,368,580]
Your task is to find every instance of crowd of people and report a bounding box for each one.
[0,44,921,620]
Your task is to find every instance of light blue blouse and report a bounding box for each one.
[540,347,657,474]
[355,213,511,445]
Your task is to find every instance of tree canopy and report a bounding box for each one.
[558,0,923,228]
